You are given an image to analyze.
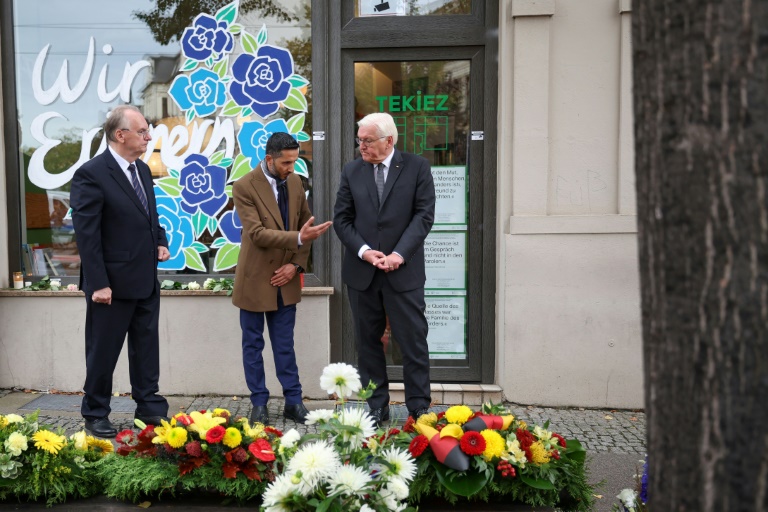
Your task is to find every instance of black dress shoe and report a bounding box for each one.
[84,417,117,438]
[134,414,169,426]
[250,405,269,425]
[283,403,309,424]
[409,407,430,421]
[369,406,390,427]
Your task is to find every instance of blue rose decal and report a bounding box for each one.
[169,68,227,118]
[181,14,234,62]
[229,44,294,118]
[179,154,228,217]
[155,190,195,270]
[219,209,242,244]
[237,119,293,166]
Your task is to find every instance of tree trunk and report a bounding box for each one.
[633,1,768,511]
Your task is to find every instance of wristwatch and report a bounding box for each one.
[293,263,304,273]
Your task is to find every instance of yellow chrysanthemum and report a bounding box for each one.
[213,408,231,418]
[167,427,188,449]
[223,427,242,448]
[529,441,551,465]
[87,436,114,454]
[518,420,527,430]
[32,430,66,454]
[70,430,88,451]
[151,419,174,445]
[416,412,438,427]
[445,405,474,425]
[0,416,8,428]
[480,429,505,461]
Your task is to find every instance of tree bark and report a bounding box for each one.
[633,1,768,511]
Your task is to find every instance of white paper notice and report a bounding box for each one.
[425,232,466,290]
[358,0,405,16]
[427,297,466,359]
[432,165,466,225]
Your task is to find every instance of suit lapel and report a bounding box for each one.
[105,151,150,219]
[252,164,284,229]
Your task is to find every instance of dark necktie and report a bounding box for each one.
[128,163,149,216]
[375,163,385,202]
[277,179,288,230]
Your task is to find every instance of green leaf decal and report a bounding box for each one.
[210,150,225,165]
[168,168,180,179]
[256,24,268,46]
[294,158,309,179]
[286,113,306,134]
[183,248,207,272]
[282,88,308,112]
[213,59,228,79]
[225,184,233,198]
[192,212,208,238]
[229,24,242,34]
[241,31,257,54]
[210,237,228,249]
[229,154,252,183]
[207,215,218,234]
[287,74,309,88]
[205,56,214,68]
[242,107,253,117]
[215,1,238,25]
[222,99,241,116]
[296,131,310,142]
[181,58,198,71]
[190,242,209,253]
[185,109,196,125]
[156,177,182,197]
[213,243,240,271]
[220,158,234,168]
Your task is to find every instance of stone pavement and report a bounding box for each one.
[0,389,646,511]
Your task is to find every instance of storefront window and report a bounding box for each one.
[355,0,471,17]
[13,0,312,277]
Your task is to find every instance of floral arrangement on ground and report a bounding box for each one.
[396,402,594,510]
[97,409,281,503]
[0,411,112,506]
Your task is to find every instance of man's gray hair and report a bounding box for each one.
[358,112,399,146]
[104,105,143,143]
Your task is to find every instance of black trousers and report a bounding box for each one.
[81,288,168,419]
[348,270,431,413]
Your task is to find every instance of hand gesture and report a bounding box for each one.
[299,216,333,242]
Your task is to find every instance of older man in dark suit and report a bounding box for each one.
[334,112,436,425]
[232,132,332,426]
[71,105,170,438]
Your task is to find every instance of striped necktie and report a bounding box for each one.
[128,163,149,216]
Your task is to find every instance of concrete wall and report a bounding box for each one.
[0,16,9,289]
[0,293,332,400]
[496,0,643,407]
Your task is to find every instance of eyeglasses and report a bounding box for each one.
[120,128,151,138]
[355,136,387,146]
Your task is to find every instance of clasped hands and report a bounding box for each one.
[363,249,403,272]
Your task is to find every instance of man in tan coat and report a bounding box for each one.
[232,132,331,425]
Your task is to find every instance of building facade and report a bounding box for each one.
[0,0,642,408]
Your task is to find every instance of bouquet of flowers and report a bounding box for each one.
[613,457,648,511]
[260,363,417,512]
[98,408,282,502]
[0,411,111,506]
[398,402,594,510]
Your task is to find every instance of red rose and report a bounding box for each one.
[206,425,226,444]
[459,431,486,456]
[249,439,275,462]
[552,433,567,448]
[403,416,416,433]
[408,435,430,457]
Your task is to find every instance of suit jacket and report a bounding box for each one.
[71,149,167,299]
[231,163,312,312]
[334,149,435,293]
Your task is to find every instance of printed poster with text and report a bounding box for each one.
[426,165,468,359]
